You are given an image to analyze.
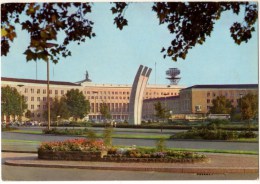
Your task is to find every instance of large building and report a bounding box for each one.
[1,76,185,122]
[143,84,258,121]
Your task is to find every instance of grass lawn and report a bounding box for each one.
[5,129,258,142]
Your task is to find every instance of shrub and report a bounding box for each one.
[85,129,98,141]
[171,127,254,140]
[238,130,257,138]
[42,128,89,135]
[156,138,167,152]
[103,127,113,147]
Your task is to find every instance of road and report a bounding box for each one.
[2,130,259,152]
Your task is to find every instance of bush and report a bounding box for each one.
[103,127,113,147]
[42,128,89,135]
[85,129,98,141]
[156,138,167,152]
[170,127,255,140]
[238,130,257,138]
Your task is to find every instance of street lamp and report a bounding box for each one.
[46,42,58,130]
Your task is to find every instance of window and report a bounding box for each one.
[55,90,58,95]
[25,88,28,93]
[37,105,40,109]
[31,97,34,101]
[195,105,202,112]
[43,97,46,101]
[43,105,47,109]
[207,99,210,103]
[49,90,52,94]
[207,92,210,97]
[61,90,64,95]
[30,89,34,93]
[37,97,40,101]
[37,89,40,94]
[31,105,34,109]
[43,89,46,94]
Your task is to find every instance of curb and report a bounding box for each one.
[4,160,258,174]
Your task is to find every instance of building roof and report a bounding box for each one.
[1,77,80,86]
[184,84,258,90]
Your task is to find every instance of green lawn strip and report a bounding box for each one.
[8,130,42,135]
[111,134,170,139]
[5,130,258,142]
[115,145,258,155]
[2,139,41,144]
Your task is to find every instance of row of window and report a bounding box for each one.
[85,91,130,95]
[207,98,239,104]
[207,91,246,98]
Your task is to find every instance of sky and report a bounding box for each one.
[1,2,259,87]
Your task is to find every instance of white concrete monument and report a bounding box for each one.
[129,65,152,125]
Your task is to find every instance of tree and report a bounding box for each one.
[25,110,31,119]
[154,101,170,121]
[49,97,70,121]
[2,2,257,63]
[64,89,90,121]
[113,2,258,61]
[2,3,94,63]
[238,93,258,120]
[210,95,234,114]
[100,102,111,120]
[1,86,27,121]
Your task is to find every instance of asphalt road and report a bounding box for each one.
[2,131,259,152]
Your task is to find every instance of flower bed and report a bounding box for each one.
[38,139,107,161]
[38,139,207,163]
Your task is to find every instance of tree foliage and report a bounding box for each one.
[1,3,95,63]
[1,86,27,120]
[100,102,111,120]
[1,2,258,62]
[64,89,90,120]
[49,97,70,121]
[238,93,258,120]
[154,101,170,120]
[210,95,234,114]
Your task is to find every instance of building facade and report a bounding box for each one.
[1,77,185,122]
[142,84,258,121]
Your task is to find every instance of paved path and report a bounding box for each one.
[2,152,258,174]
